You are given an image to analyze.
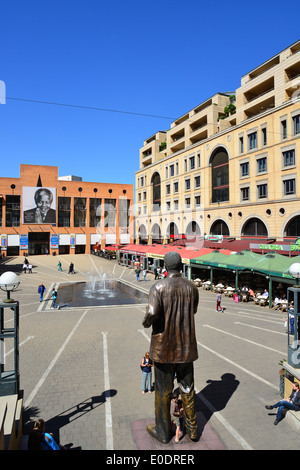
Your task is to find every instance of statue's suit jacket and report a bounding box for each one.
[143,273,199,363]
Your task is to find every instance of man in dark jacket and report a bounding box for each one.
[265,382,300,424]
[142,251,199,443]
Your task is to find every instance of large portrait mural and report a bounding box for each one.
[23,187,56,224]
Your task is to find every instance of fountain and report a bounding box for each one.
[56,266,148,307]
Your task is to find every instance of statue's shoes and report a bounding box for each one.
[146,424,170,444]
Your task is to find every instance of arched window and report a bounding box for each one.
[166,222,179,238]
[138,224,148,243]
[242,217,268,236]
[210,219,230,236]
[151,172,161,212]
[186,221,201,237]
[284,215,300,237]
[151,223,161,242]
[210,147,229,203]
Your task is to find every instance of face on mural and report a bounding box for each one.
[36,191,52,216]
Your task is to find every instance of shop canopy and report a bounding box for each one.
[191,249,300,279]
[119,244,231,263]
[191,250,260,270]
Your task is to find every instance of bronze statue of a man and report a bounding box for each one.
[142,251,199,443]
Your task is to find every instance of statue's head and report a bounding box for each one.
[164,251,182,273]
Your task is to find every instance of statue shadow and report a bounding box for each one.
[194,373,240,439]
[23,389,117,450]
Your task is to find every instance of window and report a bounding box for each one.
[138,193,141,202]
[257,157,267,173]
[166,201,171,211]
[74,197,87,227]
[185,179,191,191]
[281,119,287,139]
[283,149,295,167]
[58,197,71,227]
[195,195,201,208]
[143,191,147,201]
[152,172,161,212]
[257,183,267,199]
[261,127,267,146]
[174,181,179,193]
[6,195,20,227]
[174,200,179,210]
[194,175,201,188]
[189,156,195,170]
[197,152,201,168]
[241,187,249,201]
[248,132,257,150]
[185,197,191,209]
[89,198,102,227]
[165,166,168,178]
[283,178,296,195]
[140,176,144,187]
[119,199,130,228]
[170,164,174,177]
[211,148,229,203]
[240,162,249,177]
[104,198,116,227]
[239,136,244,154]
[143,205,147,215]
[293,114,300,135]
[184,159,187,172]
[166,184,171,195]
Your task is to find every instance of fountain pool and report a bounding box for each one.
[56,279,148,307]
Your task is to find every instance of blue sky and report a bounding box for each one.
[0,0,299,185]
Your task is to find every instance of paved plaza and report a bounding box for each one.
[1,253,299,452]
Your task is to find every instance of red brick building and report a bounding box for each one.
[0,164,134,255]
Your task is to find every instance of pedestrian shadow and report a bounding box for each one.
[23,389,117,449]
[195,373,240,439]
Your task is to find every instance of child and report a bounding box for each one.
[171,393,184,443]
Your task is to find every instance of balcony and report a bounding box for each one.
[285,60,300,82]
[244,77,274,104]
[244,96,275,120]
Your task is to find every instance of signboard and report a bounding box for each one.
[50,235,59,249]
[205,235,223,242]
[70,234,75,248]
[20,234,28,250]
[23,187,56,224]
[0,235,7,249]
[250,238,300,252]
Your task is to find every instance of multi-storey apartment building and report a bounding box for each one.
[0,164,133,256]
[135,40,300,246]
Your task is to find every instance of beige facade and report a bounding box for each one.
[135,40,300,244]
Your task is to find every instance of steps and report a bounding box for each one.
[0,394,23,450]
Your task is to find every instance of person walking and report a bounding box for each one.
[154,267,158,280]
[143,268,147,282]
[51,288,59,309]
[38,283,46,302]
[143,251,199,444]
[216,292,223,312]
[57,261,62,271]
[135,266,140,282]
[265,382,300,424]
[140,352,153,394]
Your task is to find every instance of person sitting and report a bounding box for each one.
[265,382,300,425]
[28,418,66,450]
[262,289,268,298]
